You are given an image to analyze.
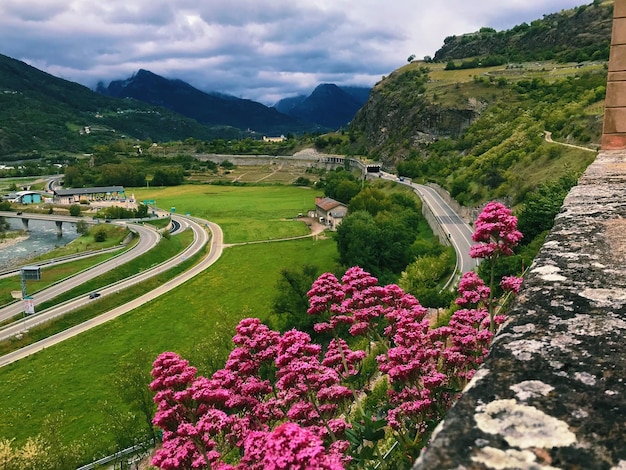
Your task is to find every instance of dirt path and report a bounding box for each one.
[255,163,284,183]
[544,131,597,153]
[222,217,326,248]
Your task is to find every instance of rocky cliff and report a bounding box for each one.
[350,66,483,166]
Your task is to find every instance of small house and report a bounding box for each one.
[315,197,348,231]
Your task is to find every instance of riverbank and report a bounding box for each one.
[0,234,29,248]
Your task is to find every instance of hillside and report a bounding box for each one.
[97,70,326,135]
[343,1,611,207]
[0,54,241,159]
[273,84,371,129]
[434,1,612,64]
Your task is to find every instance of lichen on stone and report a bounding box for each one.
[573,371,597,386]
[504,339,547,361]
[510,381,555,401]
[531,265,567,282]
[474,399,577,448]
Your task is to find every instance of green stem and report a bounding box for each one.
[332,331,364,416]
[488,258,495,332]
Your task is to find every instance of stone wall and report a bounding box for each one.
[413,151,626,469]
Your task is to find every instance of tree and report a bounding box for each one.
[112,349,158,443]
[348,187,391,216]
[68,204,81,217]
[322,168,359,204]
[336,210,383,277]
[75,220,89,235]
[94,228,107,242]
[269,264,321,334]
[517,173,578,243]
[136,203,149,219]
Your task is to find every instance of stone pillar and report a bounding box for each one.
[55,220,63,237]
[21,218,29,231]
[602,1,626,149]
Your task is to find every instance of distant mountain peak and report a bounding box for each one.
[273,84,371,130]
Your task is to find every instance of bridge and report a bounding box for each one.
[0,210,100,236]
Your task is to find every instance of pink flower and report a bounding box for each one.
[470,202,522,259]
[150,352,197,392]
[501,275,523,293]
[239,423,346,470]
[455,272,490,308]
[322,338,366,378]
[307,273,345,316]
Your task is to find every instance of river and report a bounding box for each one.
[0,218,80,268]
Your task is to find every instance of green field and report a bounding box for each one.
[134,184,317,243]
[0,185,339,463]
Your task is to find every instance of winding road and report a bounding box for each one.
[0,215,221,367]
[0,213,162,323]
[379,172,478,284]
[0,168,473,367]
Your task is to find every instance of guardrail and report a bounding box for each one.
[76,440,154,470]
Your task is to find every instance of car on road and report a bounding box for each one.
[88,292,101,299]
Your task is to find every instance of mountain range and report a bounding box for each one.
[97,70,327,135]
[0,53,372,158]
[97,70,371,133]
[273,84,371,129]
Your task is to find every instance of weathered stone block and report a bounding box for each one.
[605,81,626,107]
[603,107,626,133]
[607,71,626,81]
[602,133,626,150]
[608,44,626,71]
[615,0,626,19]
[612,17,626,45]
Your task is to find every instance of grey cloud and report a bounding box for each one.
[0,0,590,103]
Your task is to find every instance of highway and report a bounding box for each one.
[0,171,473,365]
[0,215,221,367]
[0,217,161,323]
[379,172,478,282]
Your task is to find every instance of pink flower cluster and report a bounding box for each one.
[455,272,491,308]
[150,202,525,469]
[307,266,426,338]
[241,423,345,470]
[469,202,523,259]
[150,318,358,469]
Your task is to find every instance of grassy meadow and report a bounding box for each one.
[0,184,339,461]
[134,184,318,243]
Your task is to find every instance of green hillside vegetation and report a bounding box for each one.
[335,60,601,215]
[434,1,612,64]
[0,54,244,159]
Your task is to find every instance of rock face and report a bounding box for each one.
[350,74,481,166]
[413,151,626,469]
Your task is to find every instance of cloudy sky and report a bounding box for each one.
[1,0,589,104]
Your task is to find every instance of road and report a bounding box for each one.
[0,216,221,367]
[379,172,478,282]
[544,130,597,153]
[0,218,161,323]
